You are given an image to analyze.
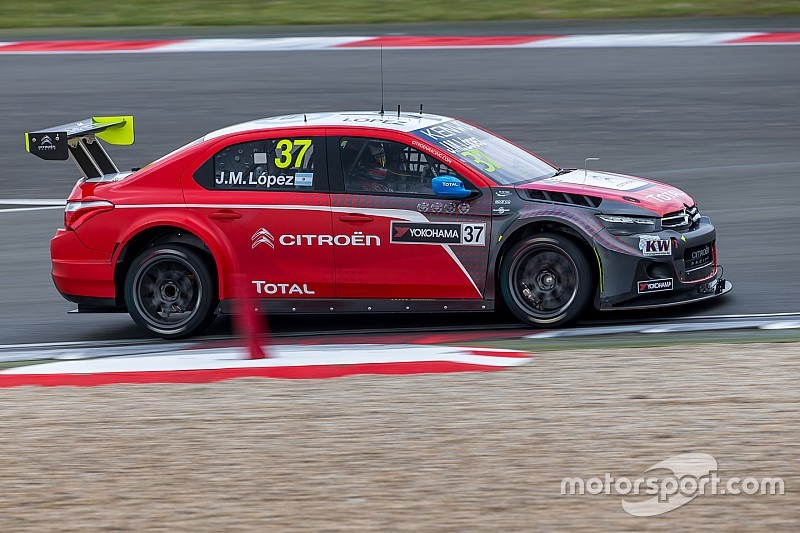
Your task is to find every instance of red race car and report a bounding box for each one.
[27,112,729,338]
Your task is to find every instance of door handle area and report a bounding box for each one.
[208,210,242,220]
[339,214,374,223]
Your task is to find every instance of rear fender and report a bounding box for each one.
[112,211,235,299]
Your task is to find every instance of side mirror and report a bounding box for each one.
[432,175,471,199]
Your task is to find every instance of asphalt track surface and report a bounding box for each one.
[0,24,798,344]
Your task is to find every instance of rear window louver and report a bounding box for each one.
[525,189,602,208]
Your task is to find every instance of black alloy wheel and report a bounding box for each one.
[124,245,217,339]
[500,233,593,327]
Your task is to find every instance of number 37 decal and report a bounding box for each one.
[461,223,485,246]
[275,138,312,169]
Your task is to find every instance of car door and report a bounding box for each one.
[328,130,492,300]
[183,130,335,299]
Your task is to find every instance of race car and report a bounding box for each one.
[26,112,730,338]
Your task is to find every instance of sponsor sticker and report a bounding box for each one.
[390,221,486,246]
[644,189,685,203]
[252,281,315,295]
[685,243,713,270]
[638,278,674,294]
[494,189,512,197]
[639,235,672,256]
[28,132,68,160]
[251,227,380,249]
[251,228,275,249]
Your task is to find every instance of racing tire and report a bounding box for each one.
[500,233,593,328]
[124,245,217,339]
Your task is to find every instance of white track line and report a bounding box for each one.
[0,199,65,213]
[523,32,759,48]
[0,206,64,213]
[2,312,800,354]
[0,199,66,205]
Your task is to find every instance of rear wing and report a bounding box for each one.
[25,116,134,178]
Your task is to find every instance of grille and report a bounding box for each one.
[525,189,602,208]
[662,204,700,230]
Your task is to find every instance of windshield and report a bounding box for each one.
[412,120,556,185]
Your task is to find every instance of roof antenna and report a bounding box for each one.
[419,104,423,115]
[379,46,385,115]
[583,157,599,185]
[397,104,401,118]
[303,114,307,124]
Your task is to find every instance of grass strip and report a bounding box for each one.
[1,1,799,29]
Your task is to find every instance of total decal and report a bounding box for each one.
[644,189,685,204]
[638,278,674,294]
[251,228,379,250]
[639,235,672,256]
[216,172,314,188]
[390,221,486,246]
[252,281,315,295]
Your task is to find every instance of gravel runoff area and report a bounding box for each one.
[0,342,797,531]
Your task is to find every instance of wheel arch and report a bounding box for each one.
[489,217,599,303]
[113,222,228,305]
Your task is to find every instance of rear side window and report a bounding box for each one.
[194,137,319,191]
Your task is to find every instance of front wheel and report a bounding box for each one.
[124,245,217,339]
[500,233,594,327]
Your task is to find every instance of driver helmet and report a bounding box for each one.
[361,142,388,180]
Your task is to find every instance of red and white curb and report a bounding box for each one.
[0,32,798,54]
[0,344,532,387]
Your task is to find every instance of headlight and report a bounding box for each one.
[596,214,656,234]
[596,215,653,225]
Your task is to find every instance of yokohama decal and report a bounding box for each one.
[391,221,486,246]
[638,278,674,294]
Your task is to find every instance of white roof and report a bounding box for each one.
[204,111,454,140]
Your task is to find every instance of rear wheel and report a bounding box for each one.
[500,233,593,327]
[124,245,217,339]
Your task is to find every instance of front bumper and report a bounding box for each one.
[603,279,731,311]
[593,216,730,310]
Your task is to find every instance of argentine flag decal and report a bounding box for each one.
[295,173,314,187]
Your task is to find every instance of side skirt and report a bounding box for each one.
[216,299,495,315]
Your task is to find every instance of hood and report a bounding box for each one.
[516,170,695,217]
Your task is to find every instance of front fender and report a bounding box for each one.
[487,205,602,300]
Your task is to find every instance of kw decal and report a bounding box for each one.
[639,235,671,256]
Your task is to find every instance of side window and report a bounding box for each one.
[340,137,464,195]
[194,137,318,191]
